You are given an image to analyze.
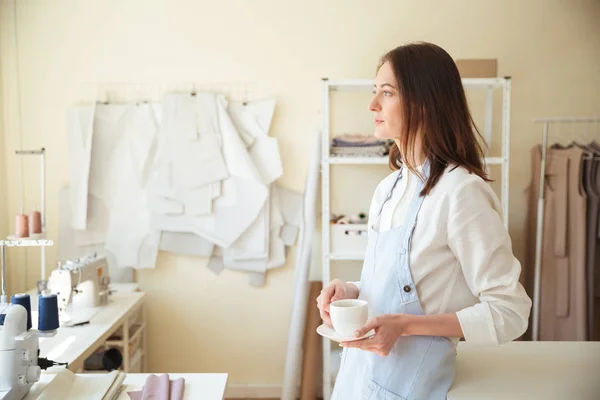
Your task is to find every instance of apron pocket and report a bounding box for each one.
[364,381,407,400]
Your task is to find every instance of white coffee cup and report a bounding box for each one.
[329,299,368,337]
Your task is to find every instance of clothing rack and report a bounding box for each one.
[531,116,600,341]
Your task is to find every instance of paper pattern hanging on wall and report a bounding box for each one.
[62,92,301,286]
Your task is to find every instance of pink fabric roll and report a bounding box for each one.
[29,210,42,234]
[128,374,184,400]
[15,214,29,238]
[170,377,185,400]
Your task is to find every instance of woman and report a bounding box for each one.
[316,42,532,400]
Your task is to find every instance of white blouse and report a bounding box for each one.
[351,164,532,345]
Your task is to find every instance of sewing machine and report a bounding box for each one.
[47,254,111,322]
[0,299,61,400]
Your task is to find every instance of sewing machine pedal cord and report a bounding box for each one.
[38,357,68,370]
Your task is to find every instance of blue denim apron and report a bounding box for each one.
[332,162,456,400]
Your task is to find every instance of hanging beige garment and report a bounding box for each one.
[582,158,595,340]
[585,153,600,340]
[524,145,587,341]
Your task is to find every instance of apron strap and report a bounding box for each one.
[396,160,430,303]
[401,160,431,237]
[376,168,403,218]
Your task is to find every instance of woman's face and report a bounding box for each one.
[369,61,402,140]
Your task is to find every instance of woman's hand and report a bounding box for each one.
[341,314,411,356]
[316,279,359,327]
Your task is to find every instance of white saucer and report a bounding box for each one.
[316,324,375,343]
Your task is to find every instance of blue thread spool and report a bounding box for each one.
[11,293,32,331]
[38,293,59,331]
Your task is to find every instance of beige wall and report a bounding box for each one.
[1,2,20,295]
[1,0,599,389]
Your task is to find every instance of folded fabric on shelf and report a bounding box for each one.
[330,146,388,157]
[331,133,384,147]
[330,135,393,157]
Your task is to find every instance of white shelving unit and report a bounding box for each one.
[0,238,53,247]
[320,77,512,400]
[1,148,50,303]
[81,300,147,374]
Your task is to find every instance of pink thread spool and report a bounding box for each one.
[15,213,29,238]
[29,210,42,234]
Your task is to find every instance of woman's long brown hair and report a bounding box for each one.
[380,42,491,195]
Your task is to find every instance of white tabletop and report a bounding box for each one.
[36,287,145,371]
[449,341,600,399]
[11,373,228,400]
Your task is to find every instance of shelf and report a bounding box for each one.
[82,348,144,374]
[104,339,124,347]
[325,155,506,166]
[461,78,509,89]
[326,156,388,165]
[329,253,365,261]
[105,322,145,348]
[326,77,508,91]
[0,238,53,247]
[6,232,46,240]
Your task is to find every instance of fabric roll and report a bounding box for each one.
[127,374,184,400]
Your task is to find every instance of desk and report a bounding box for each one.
[448,341,600,399]
[37,287,146,373]
[19,373,228,400]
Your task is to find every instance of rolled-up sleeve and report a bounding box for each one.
[448,177,532,345]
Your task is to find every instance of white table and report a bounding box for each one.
[16,373,228,400]
[448,341,600,399]
[36,286,146,372]
[121,374,228,400]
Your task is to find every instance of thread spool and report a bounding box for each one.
[38,293,59,331]
[11,293,32,331]
[15,213,29,238]
[29,209,42,234]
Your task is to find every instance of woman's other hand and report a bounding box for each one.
[340,314,411,356]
